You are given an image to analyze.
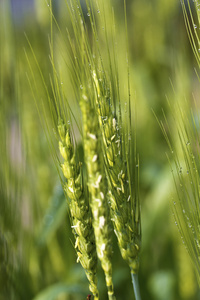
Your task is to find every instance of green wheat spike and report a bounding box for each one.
[58,118,99,299]
[80,92,116,300]
[93,72,141,276]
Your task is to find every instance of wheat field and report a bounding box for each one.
[0,0,200,299]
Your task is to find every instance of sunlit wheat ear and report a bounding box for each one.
[80,92,116,300]
[58,118,99,299]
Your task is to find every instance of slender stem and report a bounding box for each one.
[131,273,141,300]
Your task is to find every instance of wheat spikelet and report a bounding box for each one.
[93,73,141,275]
[58,118,99,299]
[80,93,115,300]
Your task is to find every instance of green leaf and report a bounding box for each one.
[37,184,67,245]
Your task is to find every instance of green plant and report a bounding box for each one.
[80,92,115,299]
[154,0,200,285]
[3,0,200,299]
[34,0,141,298]
[58,118,99,299]
[155,98,200,285]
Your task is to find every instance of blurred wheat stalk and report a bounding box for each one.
[157,99,200,284]
[154,0,200,286]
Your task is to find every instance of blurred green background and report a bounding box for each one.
[0,0,199,299]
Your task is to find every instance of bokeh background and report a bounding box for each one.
[1,0,200,299]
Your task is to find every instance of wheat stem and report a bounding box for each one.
[131,273,141,300]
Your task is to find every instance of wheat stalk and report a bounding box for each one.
[58,118,99,299]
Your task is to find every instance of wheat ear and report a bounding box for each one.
[80,93,116,300]
[105,109,140,274]
[93,74,141,276]
[58,119,99,299]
